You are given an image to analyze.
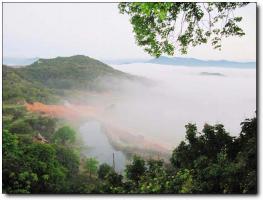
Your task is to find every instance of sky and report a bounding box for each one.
[3,3,256,61]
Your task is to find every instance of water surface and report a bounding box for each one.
[79,121,126,173]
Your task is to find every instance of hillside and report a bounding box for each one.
[3,55,137,104]
[3,65,58,104]
[16,55,134,91]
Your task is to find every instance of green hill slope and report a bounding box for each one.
[3,55,136,103]
[3,65,58,104]
[17,55,133,91]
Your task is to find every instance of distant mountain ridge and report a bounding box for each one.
[105,56,255,69]
[147,56,256,69]
[4,55,256,69]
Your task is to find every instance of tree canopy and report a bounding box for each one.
[84,158,99,178]
[2,107,257,194]
[53,126,76,146]
[119,2,249,57]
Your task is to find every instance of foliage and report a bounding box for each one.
[3,104,57,138]
[234,116,257,193]
[125,155,146,184]
[84,158,99,177]
[55,146,80,178]
[3,129,19,158]
[119,2,249,57]
[96,115,256,194]
[53,126,76,145]
[170,116,257,194]
[98,163,114,180]
[3,129,67,193]
[2,106,80,194]
[67,173,102,194]
[26,115,57,140]
[2,102,256,194]
[3,65,57,104]
[136,159,170,193]
[22,142,67,193]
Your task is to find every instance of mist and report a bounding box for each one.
[90,63,256,150]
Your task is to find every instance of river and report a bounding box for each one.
[79,120,127,173]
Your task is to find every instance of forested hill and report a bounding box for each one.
[3,55,136,103]
[17,55,135,90]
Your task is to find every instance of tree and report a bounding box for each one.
[53,126,76,146]
[137,159,171,193]
[171,123,234,170]
[2,130,35,194]
[172,169,194,193]
[27,116,57,140]
[22,143,67,193]
[55,146,80,178]
[3,129,19,157]
[102,171,124,193]
[67,173,102,194]
[98,163,114,180]
[2,131,67,194]
[169,115,257,194]
[9,119,34,135]
[125,155,146,184]
[119,2,249,57]
[233,116,257,193]
[84,158,99,178]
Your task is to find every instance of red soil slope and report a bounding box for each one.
[26,102,169,154]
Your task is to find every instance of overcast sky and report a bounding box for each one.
[3,3,256,61]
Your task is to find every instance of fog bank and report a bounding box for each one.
[107,63,256,149]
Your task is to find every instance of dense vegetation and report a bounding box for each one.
[3,65,57,104]
[2,55,257,194]
[3,106,257,193]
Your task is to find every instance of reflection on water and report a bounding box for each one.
[79,121,126,173]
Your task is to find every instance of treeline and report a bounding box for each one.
[3,104,257,194]
[90,116,256,194]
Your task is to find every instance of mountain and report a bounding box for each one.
[16,55,135,90]
[148,56,256,69]
[3,55,136,103]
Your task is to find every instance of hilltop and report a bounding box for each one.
[17,55,135,90]
[3,55,137,104]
